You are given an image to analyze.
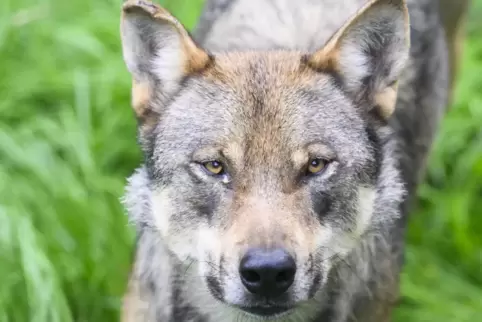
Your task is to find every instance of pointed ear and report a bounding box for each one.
[307,0,410,119]
[120,0,212,121]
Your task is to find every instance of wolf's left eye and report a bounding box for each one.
[307,158,328,174]
[202,160,225,175]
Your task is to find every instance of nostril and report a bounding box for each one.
[275,268,295,284]
[242,269,261,283]
[239,248,296,297]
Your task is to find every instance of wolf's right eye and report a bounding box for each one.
[202,160,225,175]
[307,158,328,175]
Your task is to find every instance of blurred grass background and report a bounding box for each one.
[0,0,481,321]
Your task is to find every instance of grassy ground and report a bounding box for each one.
[0,0,481,321]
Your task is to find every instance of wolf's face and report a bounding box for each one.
[121,0,409,319]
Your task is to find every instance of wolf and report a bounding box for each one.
[118,0,466,321]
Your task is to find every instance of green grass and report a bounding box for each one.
[0,0,481,321]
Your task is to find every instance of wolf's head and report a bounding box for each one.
[120,0,409,319]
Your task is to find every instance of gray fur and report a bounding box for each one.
[120,0,449,321]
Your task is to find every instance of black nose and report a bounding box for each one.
[239,248,296,297]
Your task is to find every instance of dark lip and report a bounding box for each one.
[239,305,293,317]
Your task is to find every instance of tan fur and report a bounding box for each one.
[223,194,319,252]
[131,80,150,116]
[122,271,150,322]
[131,80,160,129]
[374,82,400,120]
[203,51,317,84]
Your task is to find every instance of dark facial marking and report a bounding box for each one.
[206,256,225,301]
[171,283,203,321]
[308,272,322,299]
[189,189,220,221]
[306,254,314,275]
[363,125,383,184]
[311,190,333,221]
[206,275,224,302]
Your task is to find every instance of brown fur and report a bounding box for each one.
[131,80,158,129]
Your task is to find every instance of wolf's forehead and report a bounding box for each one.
[158,52,367,159]
[205,53,365,143]
[199,52,342,127]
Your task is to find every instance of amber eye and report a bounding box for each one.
[307,158,328,174]
[202,160,225,175]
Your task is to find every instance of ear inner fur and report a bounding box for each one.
[374,81,400,119]
[121,0,212,121]
[306,0,411,119]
